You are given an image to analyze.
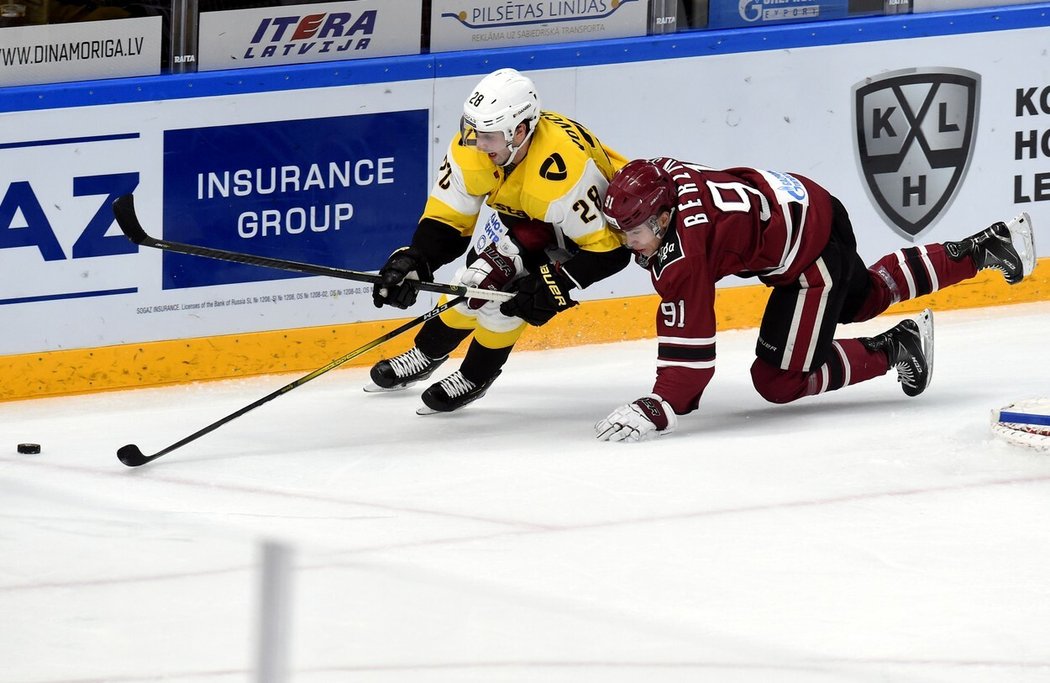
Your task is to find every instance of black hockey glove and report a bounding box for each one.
[499,263,576,326]
[372,246,432,309]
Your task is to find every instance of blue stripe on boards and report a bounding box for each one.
[0,133,139,149]
[0,59,437,113]
[0,4,1047,113]
[0,288,138,305]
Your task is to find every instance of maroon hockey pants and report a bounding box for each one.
[750,199,977,404]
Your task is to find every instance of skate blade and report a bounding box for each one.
[362,382,411,393]
[916,308,935,393]
[1007,212,1036,278]
[416,405,441,416]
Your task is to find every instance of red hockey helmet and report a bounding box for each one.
[603,159,676,234]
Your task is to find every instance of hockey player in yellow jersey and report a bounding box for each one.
[368,68,631,413]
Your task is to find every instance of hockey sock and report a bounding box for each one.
[851,244,977,322]
[415,318,472,359]
[750,339,888,403]
[459,340,513,384]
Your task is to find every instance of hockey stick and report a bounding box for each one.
[111,194,513,303]
[117,296,465,467]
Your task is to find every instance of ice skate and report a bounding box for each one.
[416,370,502,414]
[946,212,1036,285]
[862,308,934,397]
[364,346,448,393]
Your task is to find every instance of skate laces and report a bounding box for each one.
[436,371,476,398]
[389,347,433,379]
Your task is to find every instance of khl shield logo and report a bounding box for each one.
[853,68,980,240]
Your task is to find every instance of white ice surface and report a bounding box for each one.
[3,302,1050,683]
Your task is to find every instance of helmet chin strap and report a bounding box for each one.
[499,123,536,167]
[497,141,520,167]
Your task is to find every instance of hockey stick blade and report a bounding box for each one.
[115,296,466,467]
[110,194,513,302]
[112,193,151,245]
[117,444,153,467]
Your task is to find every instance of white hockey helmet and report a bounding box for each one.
[460,68,541,166]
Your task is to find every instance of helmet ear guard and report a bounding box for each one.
[603,159,677,235]
[460,68,541,165]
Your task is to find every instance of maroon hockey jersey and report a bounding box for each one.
[644,157,835,415]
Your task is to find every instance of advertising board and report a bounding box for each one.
[160,111,426,289]
[197,0,422,70]
[0,16,162,87]
[707,0,904,28]
[0,80,433,356]
[429,0,647,51]
[2,10,1048,398]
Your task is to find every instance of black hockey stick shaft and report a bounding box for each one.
[116,296,465,467]
[111,194,512,302]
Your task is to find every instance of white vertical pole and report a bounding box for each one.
[256,540,293,683]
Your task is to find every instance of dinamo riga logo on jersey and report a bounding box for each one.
[853,68,980,241]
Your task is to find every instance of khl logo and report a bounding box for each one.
[853,68,979,240]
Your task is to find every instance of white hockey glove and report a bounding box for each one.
[461,235,524,309]
[595,395,678,443]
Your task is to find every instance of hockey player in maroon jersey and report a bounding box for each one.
[595,157,1037,442]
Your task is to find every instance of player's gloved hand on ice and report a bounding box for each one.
[373,246,432,309]
[461,236,524,309]
[595,395,678,442]
[499,263,576,325]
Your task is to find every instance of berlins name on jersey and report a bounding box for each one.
[650,157,833,286]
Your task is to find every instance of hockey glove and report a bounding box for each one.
[461,236,524,309]
[595,395,678,443]
[499,263,576,326]
[372,246,432,309]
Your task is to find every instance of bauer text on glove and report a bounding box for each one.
[498,263,576,325]
[594,395,678,442]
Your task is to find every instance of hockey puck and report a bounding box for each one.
[17,443,41,455]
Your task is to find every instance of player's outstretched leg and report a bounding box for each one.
[945,212,1036,285]
[861,308,935,397]
[418,370,502,414]
[365,346,449,392]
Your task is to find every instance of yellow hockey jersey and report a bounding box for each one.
[422,111,627,257]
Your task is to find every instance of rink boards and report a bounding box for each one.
[1,5,1049,400]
